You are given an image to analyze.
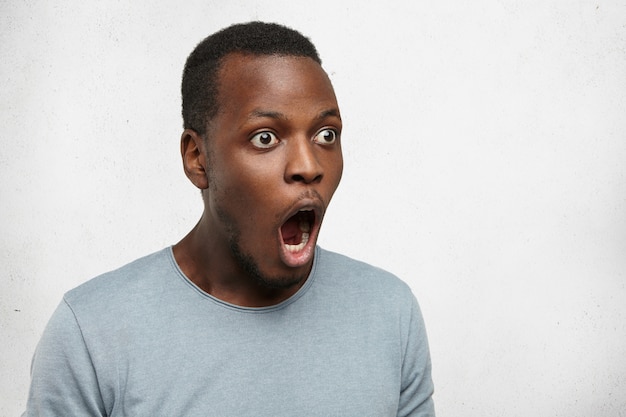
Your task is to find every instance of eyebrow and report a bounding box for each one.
[249,109,288,121]
[247,108,341,122]
[317,108,341,121]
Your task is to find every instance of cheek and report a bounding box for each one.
[212,159,282,213]
[335,155,344,181]
[326,154,344,192]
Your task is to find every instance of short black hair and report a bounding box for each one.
[181,21,322,135]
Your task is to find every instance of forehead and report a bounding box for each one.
[214,53,338,115]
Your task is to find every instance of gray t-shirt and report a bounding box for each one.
[23,246,435,416]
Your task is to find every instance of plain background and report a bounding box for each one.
[2,1,625,415]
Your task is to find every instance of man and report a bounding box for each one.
[23,22,435,416]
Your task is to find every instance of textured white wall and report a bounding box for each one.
[2,1,625,416]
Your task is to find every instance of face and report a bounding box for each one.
[199,53,343,288]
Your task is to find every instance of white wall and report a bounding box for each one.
[2,1,625,415]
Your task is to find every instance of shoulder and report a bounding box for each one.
[316,247,411,288]
[63,247,177,310]
[313,247,416,308]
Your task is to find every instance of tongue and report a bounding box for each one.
[281,215,301,245]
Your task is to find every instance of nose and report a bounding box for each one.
[284,137,323,184]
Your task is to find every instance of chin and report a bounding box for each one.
[230,239,308,290]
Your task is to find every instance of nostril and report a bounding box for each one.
[291,172,322,184]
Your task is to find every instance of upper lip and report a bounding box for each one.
[278,192,325,230]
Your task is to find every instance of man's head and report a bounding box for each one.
[182,21,322,136]
[179,22,342,295]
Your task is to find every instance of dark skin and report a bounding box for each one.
[173,53,343,307]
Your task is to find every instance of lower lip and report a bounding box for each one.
[278,227,318,268]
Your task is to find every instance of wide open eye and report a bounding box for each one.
[313,129,338,145]
[250,131,279,149]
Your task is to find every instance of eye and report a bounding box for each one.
[313,129,338,145]
[250,131,279,149]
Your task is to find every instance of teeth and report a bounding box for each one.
[285,232,309,253]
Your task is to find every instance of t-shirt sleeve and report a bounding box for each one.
[397,294,436,417]
[22,299,107,417]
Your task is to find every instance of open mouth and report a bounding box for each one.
[280,209,315,253]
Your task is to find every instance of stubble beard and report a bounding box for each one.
[215,204,306,290]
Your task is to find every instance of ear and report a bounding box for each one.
[180,129,209,189]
